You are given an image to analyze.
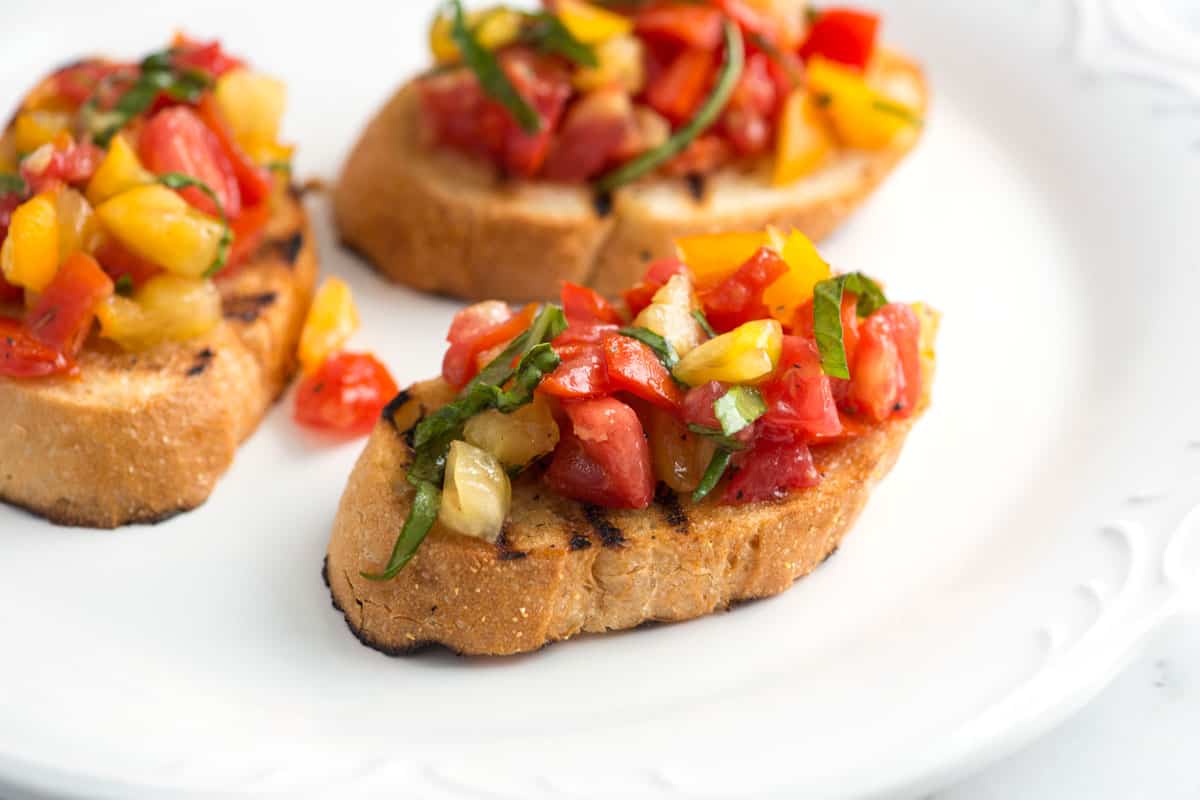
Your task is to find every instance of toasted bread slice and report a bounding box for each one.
[333,49,926,302]
[325,373,926,657]
[0,189,317,528]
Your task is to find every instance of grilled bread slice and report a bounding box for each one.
[333,49,926,302]
[0,189,317,528]
[326,368,930,657]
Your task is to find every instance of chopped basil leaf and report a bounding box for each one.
[686,424,747,452]
[871,98,924,128]
[0,173,27,196]
[714,386,766,436]
[447,0,542,134]
[692,448,734,503]
[618,326,679,370]
[360,481,442,581]
[812,272,888,379]
[594,19,745,192]
[87,50,211,147]
[524,12,598,68]
[157,172,232,277]
[114,275,134,296]
[691,308,716,339]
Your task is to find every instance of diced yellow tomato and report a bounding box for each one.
[55,188,101,262]
[463,396,560,468]
[807,57,920,150]
[13,111,71,154]
[439,440,511,542]
[773,88,835,185]
[573,34,646,93]
[675,231,773,287]
[85,135,155,206]
[761,229,832,322]
[214,69,287,162]
[633,272,704,357]
[96,274,222,350]
[558,0,634,44]
[95,185,224,278]
[673,319,783,386]
[298,277,360,374]
[647,405,716,493]
[430,7,524,64]
[1,194,59,292]
[912,301,941,393]
[243,139,294,169]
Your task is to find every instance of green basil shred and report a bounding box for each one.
[691,308,716,339]
[364,306,567,580]
[85,49,211,147]
[714,386,766,436]
[157,172,232,277]
[812,272,888,379]
[447,0,542,134]
[523,12,598,67]
[0,174,28,196]
[687,424,747,452]
[692,448,734,503]
[594,19,745,192]
[617,326,679,370]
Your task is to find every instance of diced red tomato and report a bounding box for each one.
[26,252,114,357]
[720,53,779,155]
[603,334,681,409]
[195,94,273,209]
[44,60,132,108]
[94,237,162,288]
[700,246,788,332]
[140,107,242,219]
[724,438,819,503]
[799,8,879,70]
[660,133,731,177]
[562,281,621,327]
[222,200,272,274]
[442,302,537,388]
[682,380,726,429]
[294,352,398,436]
[170,35,244,79]
[846,303,920,422]
[542,89,633,182]
[714,0,782,42]
[623,257,685,317]
[644,47,717,124]
[20,138,104,194]
[544,397,655,509]
[0,276,22,305]
[636,5,725,49]
[553,322,620,347]
[758,335,841,439]
[0,317,75,378]
[541,341,609,399]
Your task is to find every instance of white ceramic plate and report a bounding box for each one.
[2,1,1199,797]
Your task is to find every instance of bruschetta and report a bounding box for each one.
[335,1,927,301]
[0,36,316,528]
[326,227,938,656]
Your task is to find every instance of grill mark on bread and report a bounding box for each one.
[185,348,215,377]
[591,191,614,218]
[569,534,592,551]
[654,483,689,533]
[266,230,305,266]
[381,389,413,430]
[684,173,707,204]
[496,526,528,561]
[223,291,278,323]
[582,504,625,547]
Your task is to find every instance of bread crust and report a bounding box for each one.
[334,50,927,302]
[326,378,921,657]
[0,189,317,528]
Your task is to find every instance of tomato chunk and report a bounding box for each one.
[700,246,788,332]
[645,47,717,124]
[724,439,820,503]
[603,334,682,410]
[624,257,685,317]
[294,352,398,436]
[26,252,114,357]
[541,341,610,399]
[542,89,632,182]
[94,237,162,289]
[0,317,74,378]
[20,138,104,194]
[195,94,273,210]
[636,5,725,49]
[544,397,655,509]
[562,281,621,327]
[758,335,841,440]
[799,8,879,70]
[442,302,536,388]
[846,303,920,421]
[140,107,242,219]
[171,35,244,79]
[720,52,779,155]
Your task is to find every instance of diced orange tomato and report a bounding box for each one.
[675,230,772,288]
[1,193,59,292]
[761,230,831,323]
[773,88,835,185]
[26,251,113,356]
[85,134,155,206]
[807,57,919,149]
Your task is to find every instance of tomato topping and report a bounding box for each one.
[139,107,242,219]
[799,8,879,71]
[645,47,717,124]
[170,36,244,79]
[552,322,620,347]
[660,133,731,177]
[700,247,788,332]
[0,276,22,305]
[0,192,26,302]
[562,281,621,328]
[20,138,104,194]
[603,334,682,410]
[0,317,74,378]
[26,252,114,357]
[724,439,819,504]
[195,94,273,209]
[636,5,725,49]
[221,200,272,275]
[44,61,131,109]
[542,89,632,182]
[544,397,655,509]
[714,0,782,43]
[720,52,779,155]
[846,303,920,422]
[541,341,609,399]
[294,352,398,436]
[94,237,162,289]
[758,335,842,439]
[624,257,685,317]
[442,302,537,388]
